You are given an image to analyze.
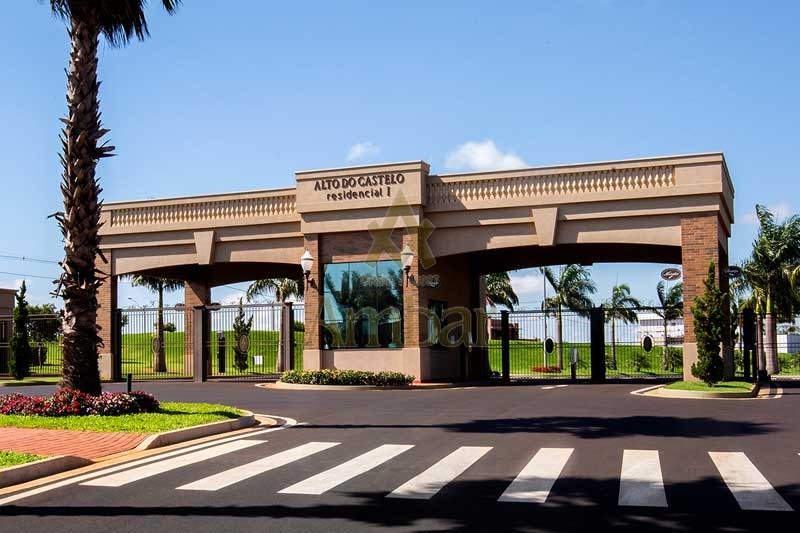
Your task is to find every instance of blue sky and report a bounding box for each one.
[1,0,798,309]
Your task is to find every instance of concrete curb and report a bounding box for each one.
[638,383,760,399]
[0,456,91,489]
[135,410,256,450]
[259,382,473,391]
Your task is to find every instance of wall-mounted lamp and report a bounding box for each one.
[300,249,314,288]
[400,245,415,286]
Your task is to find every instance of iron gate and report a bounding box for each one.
[118,306,191,381]
[0,313,63,379]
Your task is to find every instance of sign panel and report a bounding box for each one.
[660,268,682,281]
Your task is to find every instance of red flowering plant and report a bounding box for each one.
[531,366,563,374]
[0,389,159,417]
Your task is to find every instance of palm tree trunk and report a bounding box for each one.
[756,313,767,375]
[765,313,779,375]
[610,318,617,370]
[556,306,563,369]
[58,19,107,396]
[154,284,167,373]
[662,317,669,371]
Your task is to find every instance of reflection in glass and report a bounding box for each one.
[323,261,403,348]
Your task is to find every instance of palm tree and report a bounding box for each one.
[654,281,683,370]
[246,278,304,304]
[603,284,642,370]
[128,275,183,372]
[738,205,800,374]
[48,1,180,394]
[484,272,520,310]
[247,278,304,371]
[542,265,597,368]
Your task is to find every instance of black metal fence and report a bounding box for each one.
[490,307,684,381]
[207,303,283,380]
[735,310,800,378]
[119,306,191,380]
[0,314,63,379]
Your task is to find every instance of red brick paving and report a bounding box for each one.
[0,428,150,460]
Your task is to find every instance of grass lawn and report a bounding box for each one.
[0,451,45,468]
[0,402,243,433]
[0,376,61,387]
[488,340,683,378]
[665,380,754,392]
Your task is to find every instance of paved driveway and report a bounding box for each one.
[1,381,798,531]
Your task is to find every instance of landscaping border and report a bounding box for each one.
[135,409,256,450]
[0,455,90,489]
[260,382,472,391]
[632,383,761,399]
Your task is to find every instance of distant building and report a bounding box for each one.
[636,310,684,343]
[778,334,800,354]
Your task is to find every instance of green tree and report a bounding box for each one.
[654,281,683,370]
[9,282,33,380]
[603,284,642,370]
[128,275,183,372]
[484,272,519,310]
[738,205,800,374]
[232,299,254,372]
[543,265,597,368]
[47,0,181,395]
[691,262,726,386]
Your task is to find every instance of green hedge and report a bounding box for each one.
[280,369,414,386]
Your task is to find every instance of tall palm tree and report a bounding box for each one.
[246,278,304,304]
[654,281,683,370]
[247,278,305,372]
[128,275,183,372]
[48,1,180,394]
[542,265,597,368]
[485,272,519,310]
[603,284,642,370]
[738,205,800,374]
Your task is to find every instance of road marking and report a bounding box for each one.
[82,439,266,488]
[554,384,569,388]
[498,448,573,503]
[0,419,294,506]
[709,452,792,511]
[541,386,555,390]
[387,446,492,499]
[618,450,667,507]
[279,444,414,495]
[177,442,340,491]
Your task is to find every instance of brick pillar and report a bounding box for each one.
[96,251,117,381]
[402,229,427,381]
[303,234,322,370]
[681,214,729,381]
[184,280,210,377]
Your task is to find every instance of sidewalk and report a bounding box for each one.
[0,428,149,460]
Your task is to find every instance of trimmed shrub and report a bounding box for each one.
[280,369,414,386]
[531,366,562,373]
[0,389,160,417]
[690,262,726,386]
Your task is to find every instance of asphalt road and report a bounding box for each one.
[1,380,799,532]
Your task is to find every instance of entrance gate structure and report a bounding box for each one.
[96,153,734,383]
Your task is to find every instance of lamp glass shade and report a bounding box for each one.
[400,245,415,269]
[300,250,314,274]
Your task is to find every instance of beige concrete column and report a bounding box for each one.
[681,213,729,381]
[96,252,117,381]
[184,280,210,377]
[303,233,322,370]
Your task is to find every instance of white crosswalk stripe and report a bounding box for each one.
[498,448,574,503]
[81,439,266,488]
[618,450,667,507]
[177,441,341,491]
[388,446,492,499]
[279,444,414,495]
[709,452,792,511]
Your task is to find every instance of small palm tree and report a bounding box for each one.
[128,275,183,372]
[47,0,180,394]
[246,278,304,372]
[603,284,642,370]
[246,278,304,304]
[654,281,683,370]
[485,272,519,310]
[542,265,597,368]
